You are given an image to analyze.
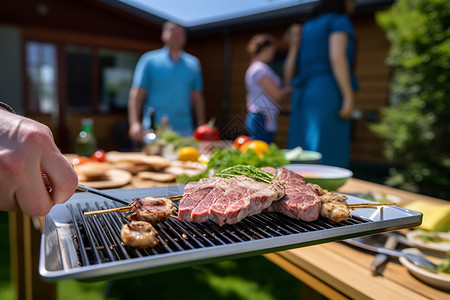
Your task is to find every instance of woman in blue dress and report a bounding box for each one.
[284,0,358,168]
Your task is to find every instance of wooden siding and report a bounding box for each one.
[1,0,392,163]
[191,14,391,163]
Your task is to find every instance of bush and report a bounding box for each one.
[371,0,450,199]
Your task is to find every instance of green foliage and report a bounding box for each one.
[371,0,450,198]
[208,144,289,171]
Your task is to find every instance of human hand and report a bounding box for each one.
[284,24,302,48]
[339,99,354,119]
[128,122,144,142]
[0,110,78,216]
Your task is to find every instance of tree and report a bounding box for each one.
[371,0,450,198]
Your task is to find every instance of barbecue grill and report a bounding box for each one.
[39,185,422,281]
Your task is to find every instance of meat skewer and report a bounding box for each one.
[347,202,396,209]
[84,181,394,225]
[124,196,177,224]
[84,196,179,224]
[307,183,395,222]
[121,221,159,249]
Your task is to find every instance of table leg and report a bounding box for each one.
[9,211,56,300]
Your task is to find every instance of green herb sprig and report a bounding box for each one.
[215,164,275,184]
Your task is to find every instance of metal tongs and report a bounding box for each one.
[345,238,438,273]
[76,184,129,205]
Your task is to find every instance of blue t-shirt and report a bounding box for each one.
[132,47,203,136]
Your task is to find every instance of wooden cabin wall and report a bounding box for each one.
[0,0,162,152]
[1,0,391,164]
[350,14,391,164]
[186,35,225,128]
[193,13,391,164]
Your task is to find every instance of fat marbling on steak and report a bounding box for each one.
[177,177,220,222]
[264,167,321,222]
[178,174,284,226]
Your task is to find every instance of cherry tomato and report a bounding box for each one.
[193,124,220,141]
[233,135,252,149]
[91,150,106,162]
[72,156,92,165]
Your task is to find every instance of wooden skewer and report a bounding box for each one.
[83,195,183,216]
[347,202,396,209]
[84,206,130,215]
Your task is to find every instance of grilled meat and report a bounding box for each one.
[308,183,350,222]
[125,197,176,224]
[120,221,159,249]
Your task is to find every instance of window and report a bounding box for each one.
[98,49,140,113]
[25,41,141,114]
[25,42,58,114]
[66,45,93,112]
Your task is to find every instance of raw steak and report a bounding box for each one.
[178,174,284,226]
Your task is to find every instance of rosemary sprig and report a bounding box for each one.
[215,164,276,184]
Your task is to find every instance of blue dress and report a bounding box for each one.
[288,13,358,168]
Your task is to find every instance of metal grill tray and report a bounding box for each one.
[39,186,422,281]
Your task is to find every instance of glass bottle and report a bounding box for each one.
[160,114,169,133]
[75,118,97,157]
[143,107,158,145]
[143,108,159,155]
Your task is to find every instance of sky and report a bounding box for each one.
[117,0,316,27]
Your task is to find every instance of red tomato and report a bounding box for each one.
[72,156,92,165]
[91,150,106,162]
[233,135,252,149]
[193,124,221,141]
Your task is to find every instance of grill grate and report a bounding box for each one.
[69,200,370,267]
[40,187,423,281]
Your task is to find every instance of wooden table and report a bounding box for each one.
[264,178,450,300]
[9,178,450,300]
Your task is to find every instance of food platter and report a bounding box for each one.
[406,230,450,254]
[399,248,450,291]
[282,164,353,191]
[78,169,132,189]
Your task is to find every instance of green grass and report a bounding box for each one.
[0,212,300,300]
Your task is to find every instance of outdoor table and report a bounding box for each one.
[264,178,450,299]
[9,176,450,299]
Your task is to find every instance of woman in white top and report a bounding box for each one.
[245,34,295,143]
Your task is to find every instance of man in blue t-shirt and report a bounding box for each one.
[128,21,206,139]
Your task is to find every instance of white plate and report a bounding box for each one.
[399,248,450,291]
[406,230,450,254]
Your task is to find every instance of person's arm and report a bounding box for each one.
[283,24,302,86]
[0,109,78,216]
[191,91,206,127]
[259,76,292,102]
[329,32,354,119]
[127,87,147,142]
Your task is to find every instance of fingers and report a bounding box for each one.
[41,149,78,205]
[15,165,54,216]
[129,124,144,142]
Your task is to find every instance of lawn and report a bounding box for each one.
[0,211,301,300]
